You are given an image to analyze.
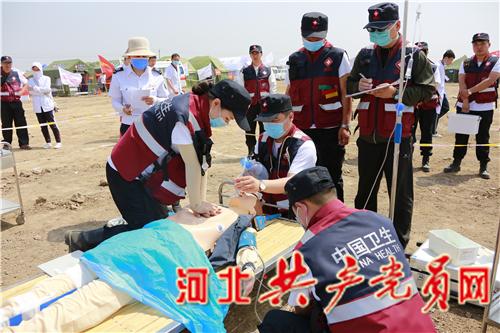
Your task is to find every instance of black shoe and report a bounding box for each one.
[444,160,461,173]
[65,227,104,252]
[422,156,430,173]
[19,144,32,150]
[480,162,490,180]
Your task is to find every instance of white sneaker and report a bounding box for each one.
[43,143,52,149]
[54,142,62,149]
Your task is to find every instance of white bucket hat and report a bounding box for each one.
[124,37,156,57]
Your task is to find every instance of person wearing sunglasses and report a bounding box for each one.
[346,2,435,249]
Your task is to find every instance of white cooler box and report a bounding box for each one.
[447,113,481,135]
[410,240,500,309]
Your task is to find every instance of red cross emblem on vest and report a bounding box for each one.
[324,57,333,67]
[395,60,401,70]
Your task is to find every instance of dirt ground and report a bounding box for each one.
[1,83,499,333]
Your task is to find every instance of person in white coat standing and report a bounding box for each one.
[28,62,61,149]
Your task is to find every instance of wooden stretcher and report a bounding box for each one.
[0,218,304,333]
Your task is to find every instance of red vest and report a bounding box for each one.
[288,42,345,129]
[1,70,23,103]
[242,64,271,106]
[255,125,310,212]
[416,62,440,110]
[458,55,499,104]
[295,200,436,333]
[356,38,417,139]
[110,93,212,205]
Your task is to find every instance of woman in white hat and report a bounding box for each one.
[28,62,62,148]
[108,37,170,135]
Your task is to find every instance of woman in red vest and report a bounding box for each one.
[66,80,251,252]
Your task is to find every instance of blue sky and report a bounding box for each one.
[2,0,499,71]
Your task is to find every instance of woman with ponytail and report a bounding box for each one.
[65,79,251,251]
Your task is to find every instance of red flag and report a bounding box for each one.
[98,55,115,78]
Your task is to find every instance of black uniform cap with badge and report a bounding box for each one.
[301,12,328,39]
[472,32,490,43]
[210,79,252,131]
[249,45,263,54]
[255,94,293,122]
[364,2,399,31]
[1,56,13,64]
[285,166,336,207]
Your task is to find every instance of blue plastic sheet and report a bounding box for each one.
[81,219,228,333]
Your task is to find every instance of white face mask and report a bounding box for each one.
[293,206,309,230]
[33,72,42,79]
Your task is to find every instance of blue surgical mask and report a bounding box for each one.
[369,29,393,47]
[210,117,227,128]
[130,58,148,71]
[172,60,180,66]
[302,38,325,52]
[264,120,286,139]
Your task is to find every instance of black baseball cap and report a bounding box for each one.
[1,56,12,63]
[210,79,251,131]
[301,12,328,39]
[255,94,292,122]
[249,45,262,53]
[285,166,335,207]
[472,33,490,43]
[415,41,429,50]
[364,2,399,29]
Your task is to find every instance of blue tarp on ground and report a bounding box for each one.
[81,219,229,333]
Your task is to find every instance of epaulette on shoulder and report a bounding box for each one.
[152,68,162,75]
[113,67,124,74]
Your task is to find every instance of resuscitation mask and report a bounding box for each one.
[130,58,148,71]
[263,120,287,139]
[302,38,325,52]
[369,25,395,47]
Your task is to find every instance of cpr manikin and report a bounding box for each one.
[0,203,259,333]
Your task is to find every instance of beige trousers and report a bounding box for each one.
[2,276,132,333]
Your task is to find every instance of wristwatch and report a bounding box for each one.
[341,123,351,132]
[259,180,267,192]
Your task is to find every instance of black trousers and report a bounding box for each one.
[103,163,165,240]
[354,138,413,248]
[303,127,345,202]
[120,123,130,136]
[433,95,450,133]
[453,108,493,163]
[258,310,311,333]
[245,104,264,155]
[411,108,436,157]
[35,109,61,143]
[1,101,29,146]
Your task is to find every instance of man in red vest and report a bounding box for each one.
[286,12,352,203]
[444,32,500,179]
[1,56,31,149]
[258,166,436,333]
[346,2,435,248]
[412,41,441,172]
[240,45,277,157]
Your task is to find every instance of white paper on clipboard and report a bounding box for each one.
[346,81,399,98]
[124,89,151,112]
